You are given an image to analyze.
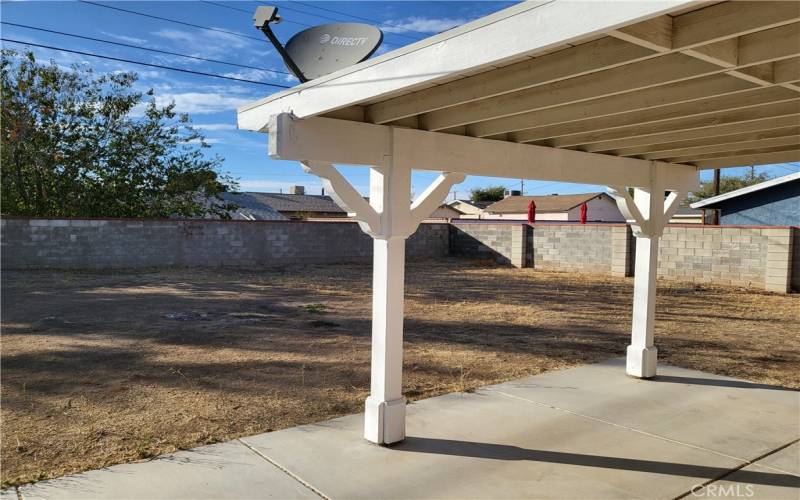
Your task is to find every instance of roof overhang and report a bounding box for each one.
[238,0,800,181]
[691,171,800,208]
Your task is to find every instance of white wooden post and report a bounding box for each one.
[363,163,410,445]
[611,169,685,378]
[627,188,662,378]
[301,160,465,444]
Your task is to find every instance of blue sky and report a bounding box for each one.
[2,1,798,199]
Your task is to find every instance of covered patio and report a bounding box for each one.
[16,360,800,499]
[237,0,799,445]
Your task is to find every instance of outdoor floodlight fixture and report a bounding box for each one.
[254,5,384,83]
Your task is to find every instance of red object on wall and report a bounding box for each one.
[527,200,536,223]
[580,202,588,224]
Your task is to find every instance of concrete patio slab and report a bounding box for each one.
[0,488,17,500]
[18,440,317,500]
[243,390,749,499]
[10,359,799,499]
[486,358,800,460]
[695,443,800,500]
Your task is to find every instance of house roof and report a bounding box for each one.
[239,1,799,174]
[690,172,800,209]
[486,193,603,214]
[673,206,704,216]
[449,199,493,210]
[222,192,346,217]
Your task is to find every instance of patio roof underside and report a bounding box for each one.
[239,1,800,171]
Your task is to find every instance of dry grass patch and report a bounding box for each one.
[1,260,798,486]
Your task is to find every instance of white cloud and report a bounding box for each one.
[194,123,237,131]
[153,92,253,114]
[381,17,467,34]
[151,28,254,52]
[222,68,283,81]
[100,31,148,44]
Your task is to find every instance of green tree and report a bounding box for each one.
[687,168,771,204]
[470,185,506,202]
[1,50,237,218]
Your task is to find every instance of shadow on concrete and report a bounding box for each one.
[397,437,800,488]
[653,375,799,392]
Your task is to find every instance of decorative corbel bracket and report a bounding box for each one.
[301,161,380,235]
[609,185,687,238]
[408,172,466,234]
[303,161,465,240]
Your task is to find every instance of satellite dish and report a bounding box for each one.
[285,23,383,81]
[254,7,383,83]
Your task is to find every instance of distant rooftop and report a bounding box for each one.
[220,191,346,220]
[486,193,604,214]
[450,199,493,210]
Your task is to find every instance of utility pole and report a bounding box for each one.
[712,169,720,225]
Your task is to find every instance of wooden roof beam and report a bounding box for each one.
[610,16,800,89]
[661,138,800,163]
[423,25,799,134]
[363,37,655,125]
[692,149,800,169]
[467,74,757,138]
[268,113,699,191]
[631,126,800,159]
[420,54,721,131]
[549,100,800,149]
[509,86,796,144]
[579,115,800,153]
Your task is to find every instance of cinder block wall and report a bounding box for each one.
[0,218,449,269]
[657,227,767,287]
[532,225,615,272]
[2,218,795,292]
[447,222,795,293]
[449,223,515,264]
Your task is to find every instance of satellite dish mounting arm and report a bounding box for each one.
[254,6,308,83]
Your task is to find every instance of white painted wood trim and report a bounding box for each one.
[301,161,379,235]
[409,172,467,229]
[269,114,700,192]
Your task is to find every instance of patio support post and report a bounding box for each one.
[610,165,685,378]
[301,159,465,444]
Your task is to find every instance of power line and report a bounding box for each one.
[1,38,291,88]
[287,1,428,40]
[202,1,313,28]
[79,1,266,43]
[206,1,405,48]
[1,21,293,77]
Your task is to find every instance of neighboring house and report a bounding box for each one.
[669,206,705,224]
[447,199,492,218]
[484,192,625,222]
[428,204,463,220]
[348,203,462,220]
[221,186,348,220]
[690,172,800,226]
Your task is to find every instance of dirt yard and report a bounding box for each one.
[2,259,798,486]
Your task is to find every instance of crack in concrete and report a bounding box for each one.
[237,438,330,500]
[672,439,800,500]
